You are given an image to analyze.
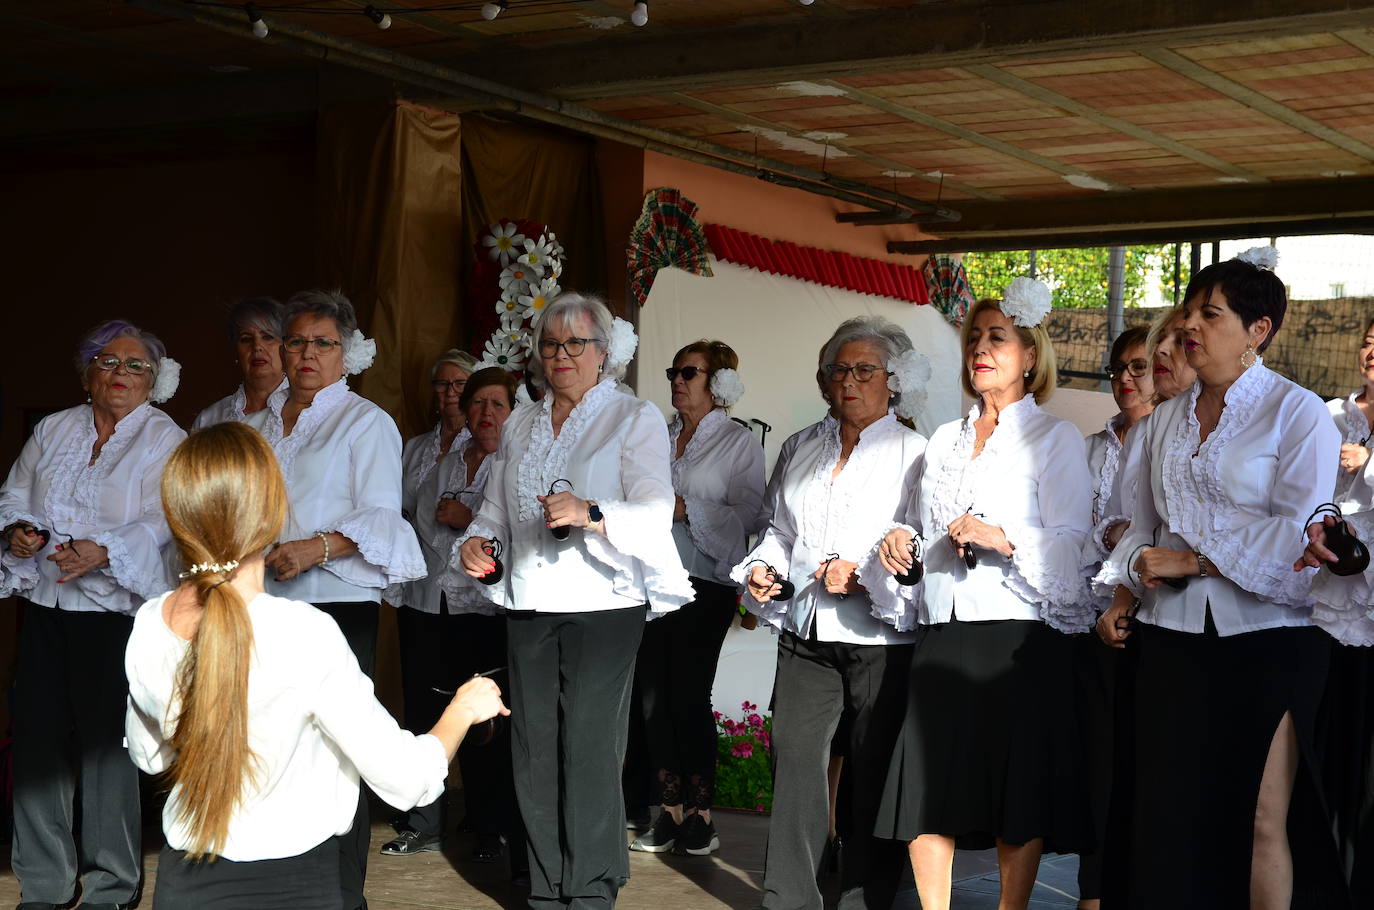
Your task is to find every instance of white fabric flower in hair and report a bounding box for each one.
[709,367,745,408]
[482,222,525,268]
[342,330,376,376]
[1235,246,1279,270]
[604,317,638,371]
[150,357,181,404]
[1000,277,1053,328]
[886,349,931,420]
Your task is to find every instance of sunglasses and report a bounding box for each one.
[665,366,709,382]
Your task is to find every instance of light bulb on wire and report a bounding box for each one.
[245,3,268,38]
[630,0,648,26]
[799,0,816,5]
[481,0,508,20]
[364,5,392,29]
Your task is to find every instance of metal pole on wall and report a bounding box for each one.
[1173,243,1182,306]
[1103,246,1126,394]
[1028,249,1038,279]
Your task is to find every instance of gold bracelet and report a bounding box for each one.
[316,531,330,567]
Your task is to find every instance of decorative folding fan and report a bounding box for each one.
[627,187,714,307]
[923,254,975,328]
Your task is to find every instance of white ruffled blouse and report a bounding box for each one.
[448,377,694,616]
[870,396,1093,633]
[244,379,425,605]
[669,408,767,585]
[1327,392,1374,515]
[0,403,185,613]
[125,591,448,862]
[732,413,926,645]
[1096,363,1340,637]
[191,378,289,431]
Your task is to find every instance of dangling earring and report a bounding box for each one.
[1240,347,1258,368]
[1022,368,1032,379]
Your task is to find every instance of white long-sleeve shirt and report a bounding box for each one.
[191,378,288,431]
[124,591,449,862]
[876,396,1094,632]
[244,380,424,605]
[669,408,767,585]
[732,413,926,645]
[1097,363,1339,636]
[0,403,185,613]
[447,378,694,616]
[1327,392,1374,514]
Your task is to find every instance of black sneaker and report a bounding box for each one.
[629,810,680,852]
[379,828,442,855]
[673,813,720,856]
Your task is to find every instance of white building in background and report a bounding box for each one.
[1220,235,1374,300]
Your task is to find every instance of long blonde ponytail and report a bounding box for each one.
[159,422,286,859]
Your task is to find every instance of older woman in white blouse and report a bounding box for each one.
[871,282,1093,910]
[1097,250,1345,909]
[629,340,764,857]
[458,293,692,910]
[192,296,287,429]
[0,319,185,910]
[734,316,928,910]
[244,288,424,910]
[387,364,520,866]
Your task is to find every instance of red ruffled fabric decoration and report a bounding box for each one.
[703,224,930,306]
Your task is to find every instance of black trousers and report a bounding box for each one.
[315,601,378,910]
[636,578,736,809]
[1074,632,1118,899]
[11,601,141,906]
[396,605,518,840]
[153,836,341,910]
[508,608,644,910]
[763,631,914,910]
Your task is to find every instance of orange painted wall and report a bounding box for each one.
[642,150,934,268]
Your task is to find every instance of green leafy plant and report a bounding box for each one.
[712,701,773,812]
[964,244,1191,310]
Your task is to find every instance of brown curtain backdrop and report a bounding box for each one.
[459,114,609,355]
[316,101,464,441]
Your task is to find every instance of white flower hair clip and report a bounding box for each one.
[178,559,240,579]
[1000,277,1053,328]
[342,329,377,376]
[886,349,932,420]
[709,367,745,408]
[150,357,181,404]
[604,316,638,371]
[1234,246,1278,270]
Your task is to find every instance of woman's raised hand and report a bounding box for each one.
[459,536,496,578]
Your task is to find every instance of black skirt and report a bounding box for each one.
[1318,642,1374,906]
[874,617,1090,853]
[1122,621,1347,910]
[152,836,342,910]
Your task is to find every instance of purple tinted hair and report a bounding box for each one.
[74,320,166,376]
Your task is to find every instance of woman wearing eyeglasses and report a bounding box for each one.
[0,319,185,910]
[243,288,424,910]
[1096,250,1347,909]
[386,363,523,868]
[192,296,288,429]
[732,316,929,910]
[629,340,765,857]
[870,281,1093,910]
[457,293,692,910]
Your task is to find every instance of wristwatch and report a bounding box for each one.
[1195,550,1213,578]
[587,501,603,528]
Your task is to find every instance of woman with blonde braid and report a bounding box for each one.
[125,422,507,910]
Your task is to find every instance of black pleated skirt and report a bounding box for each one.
[874,617,1090,853]
[153,836,342,910]
[1318,642,1374,906]
[1122,621,1347,910]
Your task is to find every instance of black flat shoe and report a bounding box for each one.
[380,829,442,855]
[472,833,503,863]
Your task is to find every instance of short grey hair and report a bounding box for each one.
[819,315,915,411]
[430,348,479,380]
[282,289,360,353]
[226,297,284,343]
[527,292,619,387]
[75,319,166,379]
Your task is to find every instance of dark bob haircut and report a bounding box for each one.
[1182,257,1287,353]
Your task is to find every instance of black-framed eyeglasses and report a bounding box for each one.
[1105,358,1150,380]
[283,336,342,353]
[665,366,709,382]
[431,379,468,393]
[538,337,601,359]
[89,355,152,375]
[824,363,888,383]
